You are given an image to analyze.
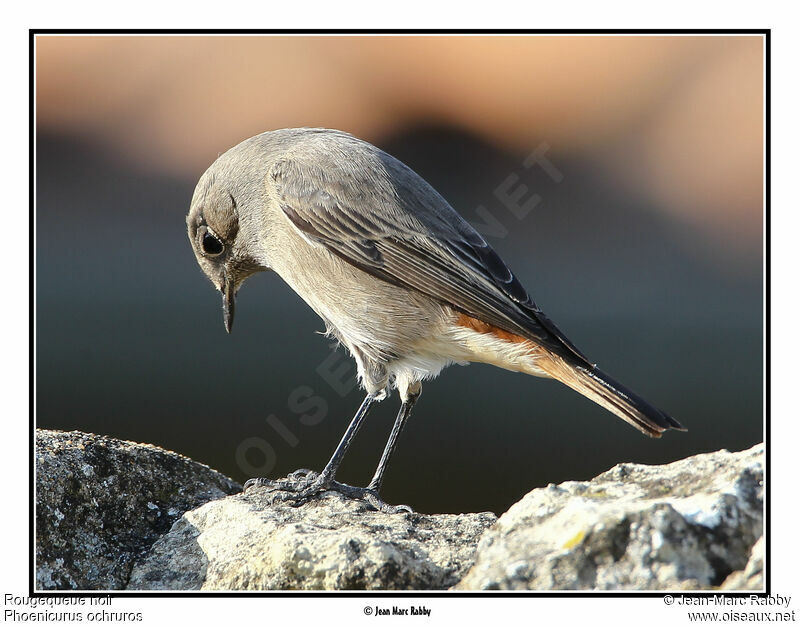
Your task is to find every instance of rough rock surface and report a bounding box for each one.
[128,489,497,590]
[720,536,764,591]
[36,429,240,590]
[456,444,764,591]
[36,428,764,592]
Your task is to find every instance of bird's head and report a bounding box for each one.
[186,172,264,333]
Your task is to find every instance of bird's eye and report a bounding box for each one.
[198,226,224,257]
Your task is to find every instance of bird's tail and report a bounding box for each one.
[535,353,685,437]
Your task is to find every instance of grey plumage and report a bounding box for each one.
[186,128,684,504]
[271,137,589,365]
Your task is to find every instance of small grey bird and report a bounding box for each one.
[187,128,684,512]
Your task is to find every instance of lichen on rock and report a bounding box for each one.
[35,429,764,592]
[35,429,240,590]
[456,444,764,591]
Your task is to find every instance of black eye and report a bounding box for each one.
[199,226,224,256]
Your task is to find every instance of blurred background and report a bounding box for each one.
[35,35,763,515]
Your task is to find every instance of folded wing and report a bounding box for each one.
[270,138,592,367]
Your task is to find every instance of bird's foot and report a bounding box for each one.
[243,469,412,514]
[243,468,319,492]
[325,481,414,514]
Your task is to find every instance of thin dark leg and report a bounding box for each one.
[244,390,413,513]
[317,392,377,484]
[245,392,401,507]
[367,392,420,493]
[244,392,378,492]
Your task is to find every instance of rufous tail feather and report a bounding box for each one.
[535,352,685,438]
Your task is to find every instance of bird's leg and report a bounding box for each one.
[367,386,420,494]
[244,392,385,503]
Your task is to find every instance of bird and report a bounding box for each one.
[186,128,685,512]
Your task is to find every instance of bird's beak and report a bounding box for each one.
[222,276,235,334]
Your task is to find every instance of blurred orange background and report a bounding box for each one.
[36,35,762,256]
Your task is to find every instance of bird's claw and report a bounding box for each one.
[243,469,320,493]
[243,470,413,514]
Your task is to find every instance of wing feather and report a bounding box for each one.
[271,140,591,366]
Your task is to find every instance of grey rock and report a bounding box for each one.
[128,489,497,590]
[36,429,240,590]
[456,443,764,590]
[37,428,765,592]
[720,536,764,591]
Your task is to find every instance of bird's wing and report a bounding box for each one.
[270,142,592,366]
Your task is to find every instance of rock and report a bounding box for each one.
[128,489,497,590]
[36,428,764,591]
[720,536,764,590]
[36,429,240,590]
[456,443,763,590]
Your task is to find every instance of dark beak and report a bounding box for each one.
[222,277,235,334]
